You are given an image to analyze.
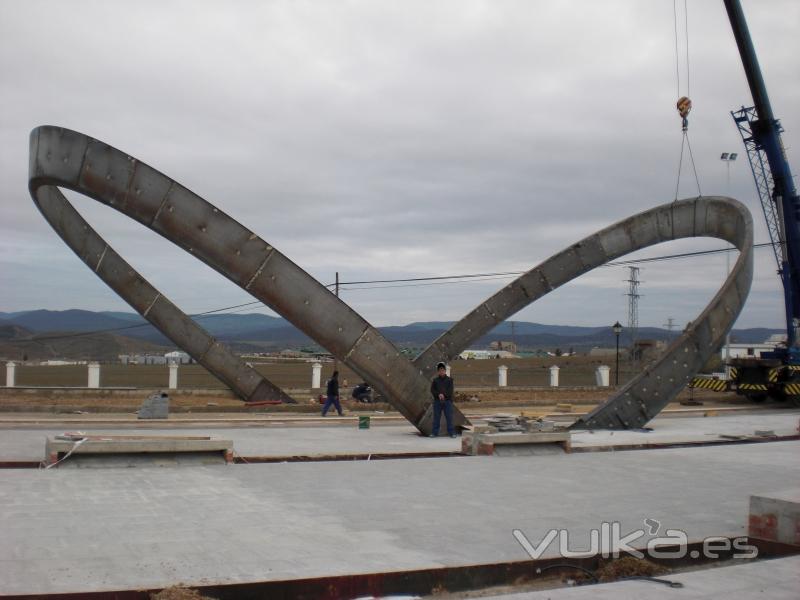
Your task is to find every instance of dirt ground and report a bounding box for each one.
[0,385,752,414]
[0,355,758,414]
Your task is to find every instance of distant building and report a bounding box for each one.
[765,334,786,345]
[719,334,784,360]
[489,341,517,353]
[165,350,192,364]
[119,354,170,365]
[459,349,517,360]
[42,360,86,366]
[142,354,167,365]
[632,339,666,361]
[589,347,617,358]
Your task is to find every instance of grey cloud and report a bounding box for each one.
[0,0,796,329]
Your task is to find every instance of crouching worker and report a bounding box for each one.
[351,382,372,403]
[429,362,456,438]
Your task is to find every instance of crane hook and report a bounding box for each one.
[677,96,692,131]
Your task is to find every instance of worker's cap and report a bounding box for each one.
[436,362,446,370]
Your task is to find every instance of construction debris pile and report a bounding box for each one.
[485,413,560,433]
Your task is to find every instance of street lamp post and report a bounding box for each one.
[613,321,622,386]
[720,153,737,377]
[720,152,738,196]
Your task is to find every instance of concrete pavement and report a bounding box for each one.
[0,411,796,461]
[0,441,797,595]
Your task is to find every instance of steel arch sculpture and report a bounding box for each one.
[29,126,753,433]
[412,198,754,429]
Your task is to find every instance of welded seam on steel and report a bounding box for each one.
[413,197,754,429]
[29,125,753,432]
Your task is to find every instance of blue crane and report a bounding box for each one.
[724,0,800,403]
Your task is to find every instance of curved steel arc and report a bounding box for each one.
[29,125,753,432]
[28,148,293,404]
[414,197,753,429]
[28,126,465,432]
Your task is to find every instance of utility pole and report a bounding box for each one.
[334,272,339,371]
[625,267,641,359]
[720,152,737,378]
[663,317,676,338]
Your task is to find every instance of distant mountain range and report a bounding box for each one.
[0,317,170,362]
[0,309,783,361]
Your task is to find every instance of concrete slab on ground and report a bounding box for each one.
[0,412,796,461]
[0,441,797,595]
[0,423,445,461]
[570,412,799,448]
[479,555,800,599]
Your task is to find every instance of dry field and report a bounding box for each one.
[0,356,750,414]
[0,386,746,414]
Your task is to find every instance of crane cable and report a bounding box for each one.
[673,0,702,200]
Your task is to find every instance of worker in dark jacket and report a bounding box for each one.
[429,362,456,437]
[322,370,343,416]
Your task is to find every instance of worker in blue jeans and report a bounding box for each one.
[322,370,343,416]
[429,362,456,437]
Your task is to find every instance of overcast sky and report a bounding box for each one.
[1,1,798,331]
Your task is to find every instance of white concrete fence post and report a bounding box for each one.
[168,361,179,390]
[595,365,610,387]
[5,362,16,387]
[498,365,508,387]
[549,365,560,387]
[87,362,101,389]
[311,362,322,389]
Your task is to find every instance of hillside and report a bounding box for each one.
[0,320,171,361]
[0,309,784,359]
[0,321,33,340]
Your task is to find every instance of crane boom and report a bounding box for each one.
[724,0,800,359]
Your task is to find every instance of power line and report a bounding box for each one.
[325,270,523,287]
[8,241,774,344]
[328,241,773,288]
[337,274,523,291]
[609,242,770,266]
